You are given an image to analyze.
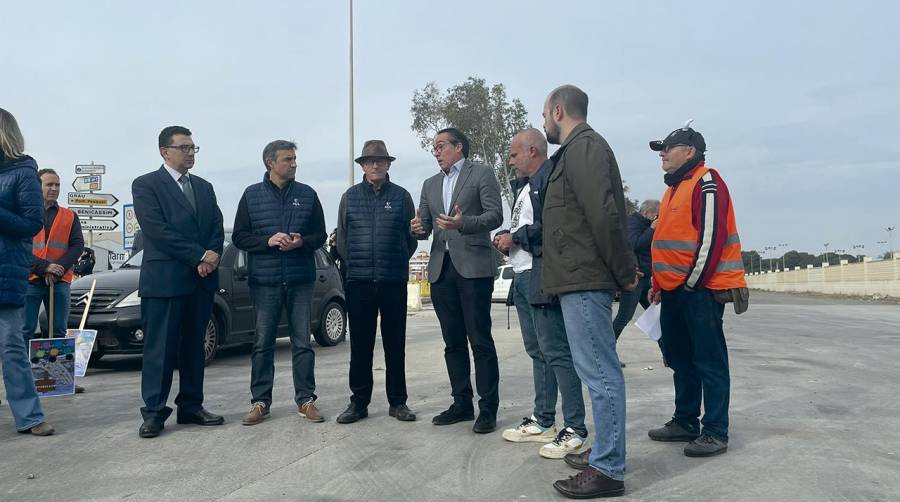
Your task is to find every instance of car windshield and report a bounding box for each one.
[119,234,232,269]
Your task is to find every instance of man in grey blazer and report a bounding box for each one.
[411,127,503,433]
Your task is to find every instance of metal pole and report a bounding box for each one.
[348,0,355,188]
[888,226,896,260]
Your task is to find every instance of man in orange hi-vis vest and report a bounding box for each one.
[23,168,84,345]
[646,122,748,458]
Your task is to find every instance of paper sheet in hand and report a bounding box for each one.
[636,303,662,341]
[67,329,98,377]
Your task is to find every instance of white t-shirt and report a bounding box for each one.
[509,182,535,273]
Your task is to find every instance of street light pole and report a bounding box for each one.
[888,226,896,260]
[778,242,788,271]
[823,242,830,266]
[348,0,355,188]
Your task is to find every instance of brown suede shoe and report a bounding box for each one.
[30,422,55,436]
[242,402,270,426]
[298,400,324,423]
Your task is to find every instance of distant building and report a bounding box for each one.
[409,250,429,281]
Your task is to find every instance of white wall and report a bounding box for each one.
[745,256,900,298]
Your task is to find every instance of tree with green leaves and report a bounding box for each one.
[411,77,529,209]
[410,76,639,213]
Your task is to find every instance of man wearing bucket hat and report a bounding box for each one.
[334,140,418,424]
[646,121,748,458]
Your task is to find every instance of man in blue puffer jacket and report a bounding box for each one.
[334,140,418,424]
[232,140,327,426]
[0,107,55,435]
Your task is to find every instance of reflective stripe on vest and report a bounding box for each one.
[651,165,747,291]
[29,206,75,283]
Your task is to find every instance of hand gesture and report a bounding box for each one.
[203,250,221,267]
[648,288,661,305]
[268,232,291,248]
[197,261,216,278]
[410,208,425,236]
[436,205,463,231]
[46,263,66,277]
[494,233,513,255]
[280,233,304,251]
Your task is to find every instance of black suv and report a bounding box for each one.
[61,235,346,365]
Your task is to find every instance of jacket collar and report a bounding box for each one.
[558,122,593,150]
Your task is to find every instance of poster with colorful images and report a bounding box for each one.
[30,338,76,397]
[66,329,98,377]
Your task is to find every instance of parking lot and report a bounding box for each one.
[2,291,899,501]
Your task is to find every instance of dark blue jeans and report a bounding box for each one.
[512,270,586,436]
[613,276,651,339]
[23,281,71,341]
[659,287,730,442]
[250,282,316,407]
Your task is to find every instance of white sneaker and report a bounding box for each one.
[539,427,587,459]
[502,416,557,443]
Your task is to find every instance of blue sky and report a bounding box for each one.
[3,0,898,258]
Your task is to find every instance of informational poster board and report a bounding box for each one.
[66,329,98,377]
[30,338,77,397]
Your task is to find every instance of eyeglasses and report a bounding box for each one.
[662,144,690,153]
[362,159,390,168]
[431,141,458,154]
[164,144,200,154]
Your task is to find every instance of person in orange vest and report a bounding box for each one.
[23,168,84,392]
[646,122,747,458]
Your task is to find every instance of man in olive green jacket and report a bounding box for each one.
[541,85,638,500]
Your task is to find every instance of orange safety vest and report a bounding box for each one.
[652,165,747,291]
[30,206,76,284]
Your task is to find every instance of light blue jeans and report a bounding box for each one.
[512,271,586,436]
[559,290,626,481]
[1,305,46,431]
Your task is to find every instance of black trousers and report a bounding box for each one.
[346,280,408,408]
[430,255,499,414]
[140,289,213,421]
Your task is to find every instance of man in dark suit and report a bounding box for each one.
[132,125,225,438]
[410,127,503,433]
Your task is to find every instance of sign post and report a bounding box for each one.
[68,162,110,248]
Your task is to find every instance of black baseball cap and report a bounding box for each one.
[649,121,706,152]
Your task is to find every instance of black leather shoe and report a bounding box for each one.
[472,412,496,434]
[176,409,224,426]
[432,404,475,426]
[553,467,625,499]
[336,404,368,424]
[389,404,417,422]
[139,419,165,438]
[564,448,592,470]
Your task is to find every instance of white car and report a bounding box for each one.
[492,265,514,303]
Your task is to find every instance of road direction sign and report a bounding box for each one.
[75,164,106,175]
[72,175,102,192]
[81,219,119,232]
[68,192,119,206]
[70,207,119,219]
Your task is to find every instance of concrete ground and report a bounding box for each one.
[1,291,899,501]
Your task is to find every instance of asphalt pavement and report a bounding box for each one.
[1,291,898,501]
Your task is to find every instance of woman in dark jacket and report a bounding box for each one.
[0,107,55,435]
[613,200,659,340]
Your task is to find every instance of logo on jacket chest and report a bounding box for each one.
[384,201,392,210]
[292,198,301,207]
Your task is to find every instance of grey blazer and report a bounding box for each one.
[416,159,503,282]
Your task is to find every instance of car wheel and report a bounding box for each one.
[313,301,346,347]
[203,314,221,366]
